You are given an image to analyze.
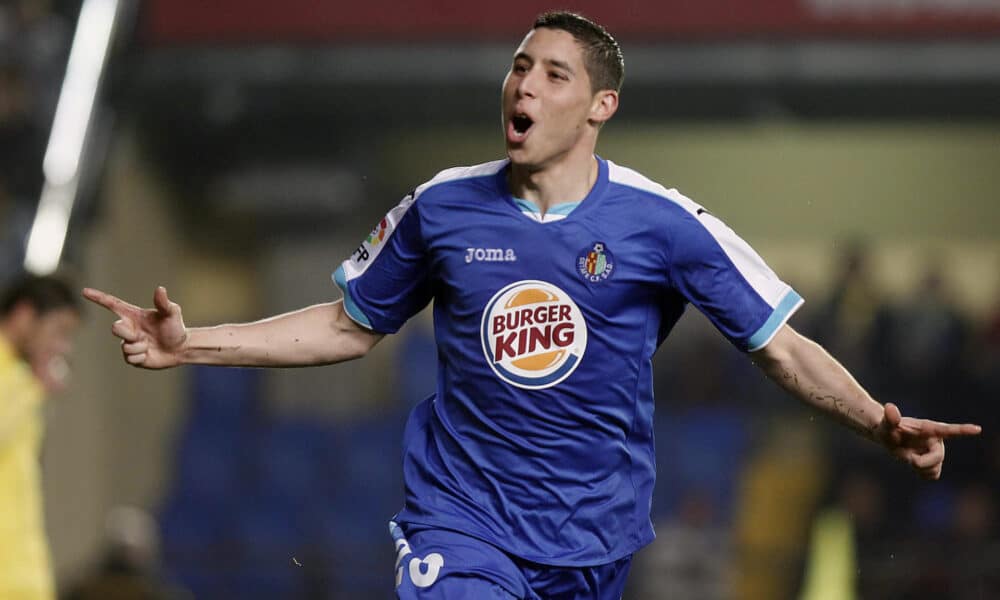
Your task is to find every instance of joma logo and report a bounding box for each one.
[465,248,517,263]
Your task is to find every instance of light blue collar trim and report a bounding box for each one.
[513,197,582,217]
[513,198,539,213]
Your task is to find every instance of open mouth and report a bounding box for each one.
[508,113,534,142]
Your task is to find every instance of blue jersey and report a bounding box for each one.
[334,157,802,566]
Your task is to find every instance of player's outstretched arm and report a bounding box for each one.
[751,325,981,480]
[82,286,383,369]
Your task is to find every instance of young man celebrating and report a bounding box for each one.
[1,274,81,600]
[84,12,981,599]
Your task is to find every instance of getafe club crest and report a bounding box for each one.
[577,242,615,282]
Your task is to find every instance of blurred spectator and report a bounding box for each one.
[973,282,1000,491]
[0,176,35,282]
[885,260,971,416]
[0,60,44,197]
[10,0,69,130]
[1,56,44,286]
[0,4,15,45]
[1,177,16,279]
[64,506,192,600]
[0,273,81,600]
[809,241,890,390]
[986,280,1000,346]
[977,275,1000,399]
[891,261,967,397]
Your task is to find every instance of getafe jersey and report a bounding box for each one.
[334,157,802,565]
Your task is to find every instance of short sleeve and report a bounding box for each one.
[332,192,433,334]
[667,209,803,352]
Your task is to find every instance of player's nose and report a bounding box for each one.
[516,68,538,99]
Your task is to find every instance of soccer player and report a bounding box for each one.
[1,273,81,600]
[83,12,981,599]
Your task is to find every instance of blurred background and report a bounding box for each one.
[2,0,999,598]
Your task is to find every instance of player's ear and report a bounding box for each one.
[589,89,618,126]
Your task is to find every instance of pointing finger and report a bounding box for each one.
[908,420,982,439]
[935,422,982,438]
[111,319,140,343]
[83,288,140,318]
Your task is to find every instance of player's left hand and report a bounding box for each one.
[875,402,981,480]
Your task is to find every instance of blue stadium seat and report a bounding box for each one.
[253,419,329,501]
[651,407,748,524]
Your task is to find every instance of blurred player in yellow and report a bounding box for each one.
[0,274,81,600]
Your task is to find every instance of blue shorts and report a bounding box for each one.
[390,521,632,600]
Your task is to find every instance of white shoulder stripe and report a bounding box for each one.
[341,159,508,282]
[341,193,416,281]
[608,160,704,215]
[413,159,509,200]
[608,160,789,309]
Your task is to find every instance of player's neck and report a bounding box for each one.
[508,152,598,218]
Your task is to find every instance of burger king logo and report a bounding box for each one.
[480,280,588,390]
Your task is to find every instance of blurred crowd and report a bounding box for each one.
[0,0,70,281]
[634,243,1000,599]
[801,244,999,599]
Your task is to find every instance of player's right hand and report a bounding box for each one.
[82,286,188,369]
[875,402,982,481]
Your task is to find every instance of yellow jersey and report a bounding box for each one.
[0,336,55,600]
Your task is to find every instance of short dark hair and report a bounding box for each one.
[0,273,80,317]
[533,11,624,94]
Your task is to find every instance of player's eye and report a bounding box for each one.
[548,71,567,81]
